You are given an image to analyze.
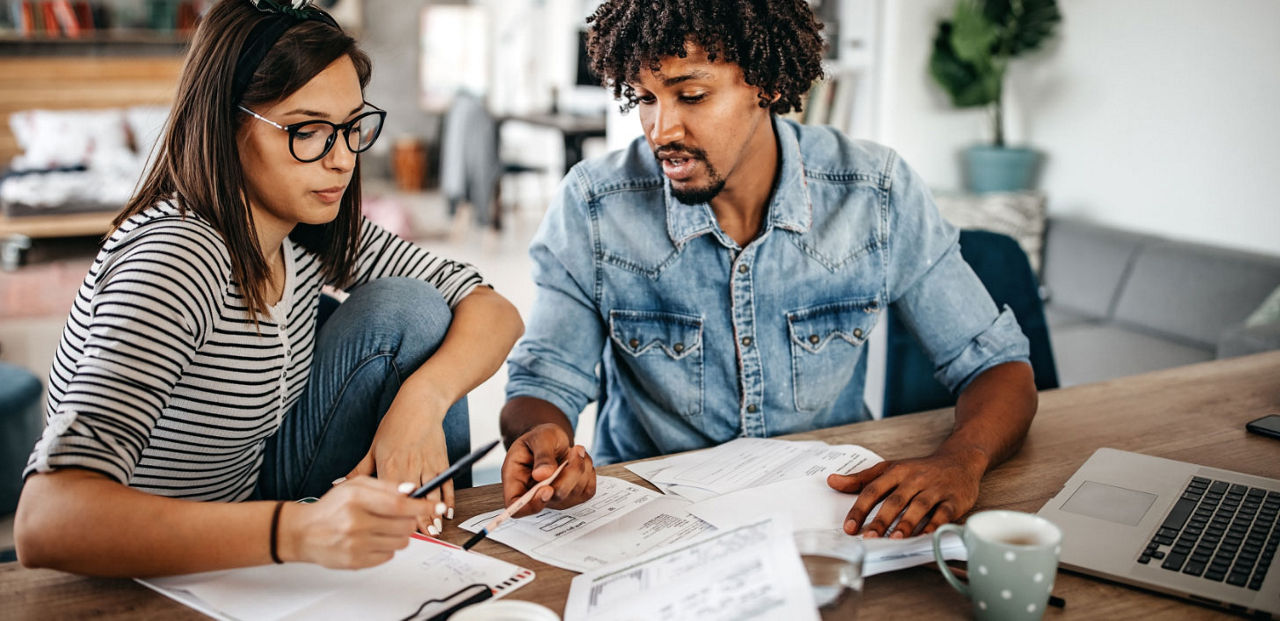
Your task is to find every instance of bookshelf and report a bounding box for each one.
[0,0,200,54]
[803,0,884,141]
[0,2,192,241]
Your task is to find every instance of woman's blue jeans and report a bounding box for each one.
[255,278,471,501]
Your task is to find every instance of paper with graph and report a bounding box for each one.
[459,476,715,572]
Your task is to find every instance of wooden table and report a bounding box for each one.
[4,352,1278,619]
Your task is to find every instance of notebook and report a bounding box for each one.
[139,534,534,621]
[1038,448,1278,615]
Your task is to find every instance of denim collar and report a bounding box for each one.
[665,116,813,249]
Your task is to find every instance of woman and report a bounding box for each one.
[15,0,523,575]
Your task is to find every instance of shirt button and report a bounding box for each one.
[808,334,820,344]
[629,338,640,348]
[738,264,749,274]
[747,404,758,413]
[741,336,753,347]
[853,328,864,339]
[673,343,685,353]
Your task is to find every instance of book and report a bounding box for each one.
[39,1,57,36]
[51,0,77,37]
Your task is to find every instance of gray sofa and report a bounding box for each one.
[1040,217,1280,387]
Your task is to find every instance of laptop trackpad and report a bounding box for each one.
[1060,481,1158,526]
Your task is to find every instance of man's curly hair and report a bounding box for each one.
[586,0,826,115]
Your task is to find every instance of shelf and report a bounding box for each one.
[0,30,190,45]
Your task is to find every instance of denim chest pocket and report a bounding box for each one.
[787,298,882,412]
[609,310,704,419]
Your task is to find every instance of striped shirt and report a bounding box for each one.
[24,201,486,501]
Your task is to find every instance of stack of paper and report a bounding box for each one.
[462,438,966,577]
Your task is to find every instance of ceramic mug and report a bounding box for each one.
[931,510,1062,620]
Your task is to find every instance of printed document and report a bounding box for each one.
[459,476,715,573]
[563,516,818,621]
[685,474,967,575]
[626,437,882,502]
[139,535,531,621]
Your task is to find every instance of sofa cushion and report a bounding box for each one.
[1044,305,1093,330]
[1041,218,1145,320]
[1050,323,1213,387]
[1112,242,1280,348]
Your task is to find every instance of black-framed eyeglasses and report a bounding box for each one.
[238,103,386,163]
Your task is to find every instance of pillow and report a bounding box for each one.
[933,190,1047,273]
[8,108,131,170]
[1246,285,1280,328]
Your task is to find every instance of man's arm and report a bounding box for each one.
[827,360,1037,537]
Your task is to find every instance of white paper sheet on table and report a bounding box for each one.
[685,474,967,575]
[626,437,883,502]
[458,476,716,573]
[563,515,818,621]
[138,535,532,621]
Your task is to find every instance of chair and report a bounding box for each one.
[1,360,43,516]
[883,230,1059,417]
[439,92,546,230]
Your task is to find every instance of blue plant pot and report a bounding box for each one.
[964,145,1040,193]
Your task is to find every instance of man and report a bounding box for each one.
[499,0,1037,539]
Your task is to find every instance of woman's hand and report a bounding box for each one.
[343,388,452,535]
[280,476,442,569]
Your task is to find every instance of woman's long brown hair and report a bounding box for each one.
[112,0,372,320]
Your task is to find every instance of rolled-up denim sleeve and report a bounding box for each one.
[884,152,1030,394]
[504,171,605,428]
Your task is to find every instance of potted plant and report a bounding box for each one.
[929,0,1061,193]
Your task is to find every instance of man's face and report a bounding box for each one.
[631,44,774,205]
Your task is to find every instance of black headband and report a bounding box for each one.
[232,2,340,103]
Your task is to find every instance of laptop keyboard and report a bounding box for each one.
[1138,477,1279,591]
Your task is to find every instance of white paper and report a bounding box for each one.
[139,536,532,621]
[626,438,883,501]
[459,477,716,572]
[685,474,966,576]
[563,516,818,621]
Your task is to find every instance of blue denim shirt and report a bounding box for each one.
[507,117,1030,465]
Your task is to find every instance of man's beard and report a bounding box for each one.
[671,176,726,205]
[655,143,725,205]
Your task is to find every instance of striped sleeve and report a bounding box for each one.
[27,226,218,484]
[346,217,487,308]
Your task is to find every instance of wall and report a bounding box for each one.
[878,0,1280,256]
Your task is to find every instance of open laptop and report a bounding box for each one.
[1038,448,1279,616]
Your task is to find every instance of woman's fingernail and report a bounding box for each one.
[433,517,442,532]
[435,502,447,516]
[331,477,346,486]
[891,531,904,539]
[576,446,587,459]
[397,482,416,494]
[865,530,880,539]
[541,488,554,502]
[844,520,857,533]
[446,507,455,520]
[427,525,440,536]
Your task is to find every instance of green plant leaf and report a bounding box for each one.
[984,0,1061,56]
[929,21,997,108]
[950,0,999,64]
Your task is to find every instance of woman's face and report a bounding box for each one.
[238,54,365,242]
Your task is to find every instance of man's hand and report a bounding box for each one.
[826,448,988,538]
[501,423,596,517]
